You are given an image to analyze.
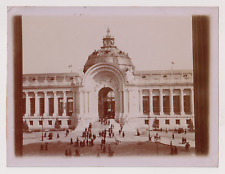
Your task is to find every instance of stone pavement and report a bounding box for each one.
[24,120,195,149]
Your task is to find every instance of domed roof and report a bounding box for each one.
[83,28,134,73]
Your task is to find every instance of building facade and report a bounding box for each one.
[22,29,194,131]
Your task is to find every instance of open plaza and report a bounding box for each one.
[23,119,195,157]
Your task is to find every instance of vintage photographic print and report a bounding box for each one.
[7,7,218,167]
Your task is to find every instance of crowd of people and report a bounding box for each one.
[39,118,192,157]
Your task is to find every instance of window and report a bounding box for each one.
[22,98,26,116]
[67,98,73,116]
[39,98,44,116]
[39,120,43,125]
[58,120,62,125]
[165,119,170,125]
[153,96,160,115]
[184,95,191,114]
[29,120,33,126]
[49,98,54,116]
[186,119,191,124]
[176,119,180,125]
[67,120,71,125]
[143,96,149,115]
[48,120,52,125]
[173,96,180,114]
[58,98,63,116]
[30,98,35,116]
[163,96,170,114]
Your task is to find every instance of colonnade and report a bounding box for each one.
[24,90,76,117]
[128,88,194,116]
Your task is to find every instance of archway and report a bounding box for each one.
[98,87,115,119]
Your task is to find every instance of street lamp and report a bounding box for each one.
[41,115,44,141]
[148,114,151,141]
[155,138,159,156]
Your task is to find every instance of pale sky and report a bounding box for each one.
[22,15,193,74]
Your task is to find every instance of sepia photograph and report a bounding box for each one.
[6,6,219,167]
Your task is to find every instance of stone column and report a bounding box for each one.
[34,92,39,116]
[25,91,30,116]
[180,88,185,115]
[84,91,88,114]
[53,91,58,116]
[127,89,130,114]
[170,89,174,115]
[72,91,76,116]
[149,89,153,116]
[139,89,143,115]
[63,91,67,116]
[160,89,164,115]
[123,90,128,114]
[79,90,84,115]
[44,91,48,116]
[93,90,98,115]
[191,88,194,115]
[119,90,123,114]
[87,91,90,113]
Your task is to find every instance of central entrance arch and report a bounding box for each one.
[98,87,115,119]
[81,63,125,121]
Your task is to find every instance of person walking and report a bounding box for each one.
[65,149,68,157]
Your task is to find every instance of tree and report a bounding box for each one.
[54,119,61,130]
[187,119,194,131]
[152,118,159,130]
[23,120,29,132]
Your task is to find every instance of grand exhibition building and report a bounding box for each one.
[22,29,194,131]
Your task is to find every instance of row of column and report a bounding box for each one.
[79,90,92,115]
[24,91,76,117]
[138,88,194,116]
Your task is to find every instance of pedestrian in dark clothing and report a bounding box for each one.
[91,139,94,146]
[119,129,121,135]
[75,149,80,156]
[172,133,175,139]
[65,149,68,157]
[93,134,96,140]
[57,133,59,138]
[70,138,73,144]
[122,131,125,137]
[40,144,44,151]
[44,143,48,150]
[185,142,190,152]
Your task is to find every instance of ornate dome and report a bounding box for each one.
[83,28,134,73]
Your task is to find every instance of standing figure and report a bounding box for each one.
[65,149,68,157]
